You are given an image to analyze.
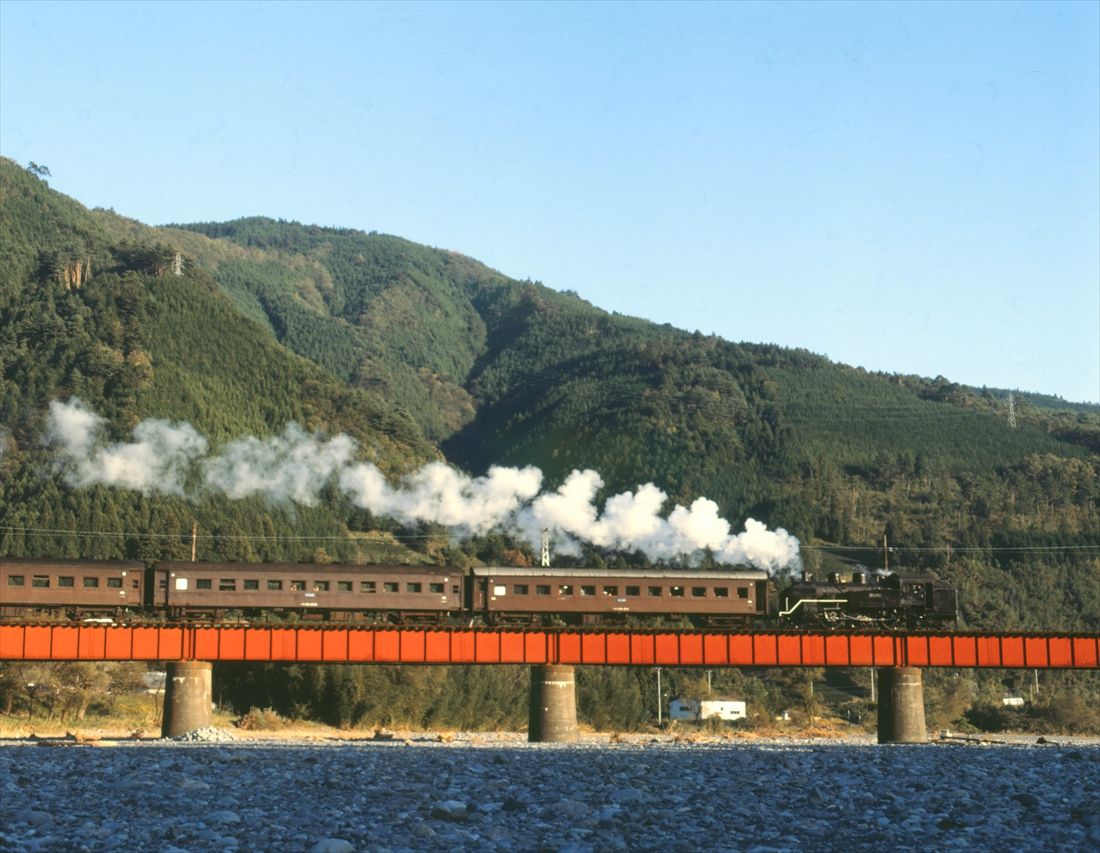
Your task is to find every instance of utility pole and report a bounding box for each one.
[191,521,197,562]
[870,668,876,704]
[883,534,889,573]
[540,528,550,568]
[656,667,663,725]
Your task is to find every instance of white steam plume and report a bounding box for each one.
[340,461,543,534]
[522,470,800,571]
[40,399,801,571]
[203,424,357,506]
[45,398,208,496]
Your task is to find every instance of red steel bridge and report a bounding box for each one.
[2,624,1098,669]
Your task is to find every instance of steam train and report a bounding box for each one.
[779,570,958,628]
[0,558,957,629]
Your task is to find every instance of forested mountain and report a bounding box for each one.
[0,159,436,565]
[1,156,1097,630]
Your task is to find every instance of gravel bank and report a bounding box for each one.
[2,737,1097,852]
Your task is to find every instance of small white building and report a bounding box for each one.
[1001,696,1025,707]
[669,698,747,722]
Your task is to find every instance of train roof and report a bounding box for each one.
[156,562,454,575]
[0,558,144,569]
[472,566,769,580]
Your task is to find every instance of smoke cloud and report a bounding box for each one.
[204,424,357,506]
[42,399,801,571]
[340,461,543,535]
[521,471,800,571]
[45,399,207,496]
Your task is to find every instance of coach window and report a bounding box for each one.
[406,583,422,593]
[559,584,573,596]
[714,587,729,598]
[603,586,618,596]
[384,582,399,593]
[338,581,353,593]
[196,579,212,590]
[83,577,99,588]
[671,586,685,598]
[429,583,445,594]
[626,585,640,597]
[580,585,595,597]
[267,580,283,591]
[244,580,259,591]
[536,585,551,595]
[107,577,122,589]
[290,580,305,591]
[513,584,528,595]
[737,588,749,599]
[58,576,75,588]
[692,587,707,598]
[32,575,49,588]
[648,586,663,597]
[219,579,236,592]
[361,581,376,593]
[7,575,23,587]
[314,581,330,592]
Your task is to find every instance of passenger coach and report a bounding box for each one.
[1,558,145,619]
[155,562,464,622]
[471,566,770,626]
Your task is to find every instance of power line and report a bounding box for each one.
[1,525,1095,554]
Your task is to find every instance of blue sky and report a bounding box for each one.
[2,0,1098,403]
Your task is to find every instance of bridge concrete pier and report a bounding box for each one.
[161,661,213,738]
[876,667,927,743]
[528,664,579,742]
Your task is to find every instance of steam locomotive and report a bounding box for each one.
[779,570,958,629]
[0,558,957,629]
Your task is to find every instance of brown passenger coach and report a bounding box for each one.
[1,559,145,619]
[471,567,769,626]
[154,562,464,622]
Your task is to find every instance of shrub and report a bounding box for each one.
[236,706,290,731]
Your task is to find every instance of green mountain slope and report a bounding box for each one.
[174,214,1096,528]
[0,158,435,564]
[175,217,497,442]
[1,157,1097,630]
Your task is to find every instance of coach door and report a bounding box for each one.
[149,567,170,608]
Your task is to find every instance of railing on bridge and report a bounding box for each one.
[1,624,1098,668]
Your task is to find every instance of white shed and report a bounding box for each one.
[669,698,747,722]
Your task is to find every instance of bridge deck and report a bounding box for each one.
[1,624,1098,668]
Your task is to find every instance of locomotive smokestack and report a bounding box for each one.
[802,571,814,583]
[852,571,866,585]
[828,572,840,584]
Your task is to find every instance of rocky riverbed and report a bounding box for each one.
[2,735,1098,852]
